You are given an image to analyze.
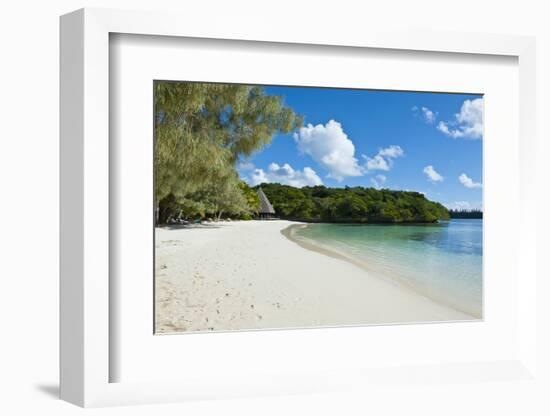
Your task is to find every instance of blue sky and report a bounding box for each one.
[238,86,483,211]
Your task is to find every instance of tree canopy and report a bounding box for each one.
[258,183,450,223]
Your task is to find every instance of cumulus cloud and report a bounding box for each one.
[437,98,483,139]
[250,168,268,185]
[370,174,387,189]
[458,173,482,189]
[378,145,405,158]
[363,145,404,172]
[249,162,323,188]
[364,154,390,171]
[293,120,363,181]
[293,120,405,180]
[413,106,437,124]
[237,161,255,171]
[423,165,444,183]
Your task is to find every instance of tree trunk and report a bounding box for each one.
[158,196,172,225]
[155,202,160,225]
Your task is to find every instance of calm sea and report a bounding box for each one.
[292,219,483,317]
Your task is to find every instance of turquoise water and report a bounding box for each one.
[293,219,483,317]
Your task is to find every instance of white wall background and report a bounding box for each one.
[0,1,548,414]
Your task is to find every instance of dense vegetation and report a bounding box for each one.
[155,81,302,224]
[259,183,450,223]
[449,209,483,219]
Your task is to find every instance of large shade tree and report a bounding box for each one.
[154,82,302,223]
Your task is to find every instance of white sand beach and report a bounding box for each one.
[155,220,473,333]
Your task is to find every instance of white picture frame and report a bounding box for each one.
[60,8,538,407]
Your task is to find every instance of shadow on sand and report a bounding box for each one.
[161,222,236,230]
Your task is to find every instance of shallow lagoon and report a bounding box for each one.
[294,219,483,317]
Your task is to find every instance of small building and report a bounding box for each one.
[256,187,276,219]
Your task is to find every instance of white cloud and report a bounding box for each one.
[436,121,452,136]
[444,201,482,211]
[422,107,436,124]
[423,165,444,183]
[363,145,404,172]
[370,174,386,189]
[293,120,405,180]
[413,106,437,124]
[378,145,405,158]
[250,168,268,185]
[249,163,323,188]
[364,154,390,171]
[458,173,482,189]
[293,120,363,181]
[437,98,483,139]
[237,161,255,171]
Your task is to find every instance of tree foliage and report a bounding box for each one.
[154,82,302,223]
[239,181,261,215]
[258,183,450,223]
[188,170,249,220]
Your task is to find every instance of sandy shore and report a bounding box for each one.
[155,220,473,333]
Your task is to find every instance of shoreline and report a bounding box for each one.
[281,223,479,319]
[155,220,476,334]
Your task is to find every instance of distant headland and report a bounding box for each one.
[257,183,450,224]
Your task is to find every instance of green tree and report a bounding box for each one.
[334,194,369,221]
[259,183,450,224]
[239,182,261,216]
[203,173,249,220]
[154,82,302,223]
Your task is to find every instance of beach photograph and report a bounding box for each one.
[154,81,483,334]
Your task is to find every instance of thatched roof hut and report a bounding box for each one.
[257,187,275,218]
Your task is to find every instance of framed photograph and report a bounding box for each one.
[60,8,538,407]
[152,81,483,335]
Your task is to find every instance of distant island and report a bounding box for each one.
[448,209,483,219]
[257,183,450,223]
